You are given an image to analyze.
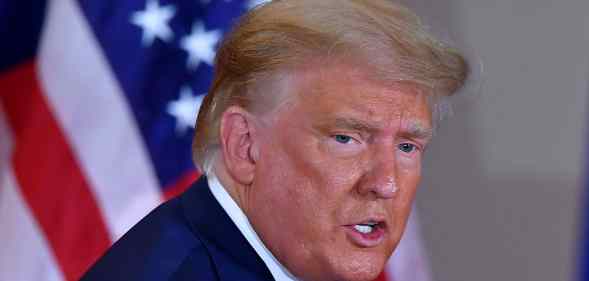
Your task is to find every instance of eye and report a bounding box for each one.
[398,143,417,153]
[334,134,352,144]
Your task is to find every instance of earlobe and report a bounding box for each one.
[219,106,257,185]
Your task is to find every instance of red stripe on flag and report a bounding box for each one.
[0,61,112,281]
[163,170,201,201]
[375,271,391,281]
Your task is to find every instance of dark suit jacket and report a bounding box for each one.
[81,176,275,281]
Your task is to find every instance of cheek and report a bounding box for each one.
[275,133,335,191]
[254,123,365,224]
[271,121,366,193]
[391,167,421,229]
[253,140,322,218]
[395,149,422,194]
[253,138,348,236]
[400,162,421,193]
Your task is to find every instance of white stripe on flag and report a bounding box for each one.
[0,106,11,180]
[0,107,65,281]
[388,207,433,281]
[38,0,163,240]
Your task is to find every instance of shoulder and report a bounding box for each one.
[80,196,217,281]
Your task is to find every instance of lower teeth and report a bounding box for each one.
[354,225,373,234]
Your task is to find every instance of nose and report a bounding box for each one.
[357,154,398,199]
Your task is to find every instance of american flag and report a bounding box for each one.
[0,0,433,280]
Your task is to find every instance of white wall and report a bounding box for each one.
[401,1,589,280]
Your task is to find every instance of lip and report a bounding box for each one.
[343,221,387,248]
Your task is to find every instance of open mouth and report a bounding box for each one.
[353,221,380,234]
[347,221,386,243]
[343,219,387,247]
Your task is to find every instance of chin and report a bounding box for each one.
[325,252,388,281]
[338,269,382,281]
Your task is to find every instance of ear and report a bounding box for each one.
[219,106,259,185]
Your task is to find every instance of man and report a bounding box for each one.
[82,0,468,280]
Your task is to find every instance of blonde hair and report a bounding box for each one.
[193,0,469,173]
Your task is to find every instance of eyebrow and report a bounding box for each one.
[331,117,377,133]
[320,117,433,140]
[404,123,434,140]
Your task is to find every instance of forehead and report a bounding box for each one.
[282,62,433,132]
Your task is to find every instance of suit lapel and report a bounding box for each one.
[180,176,274,281]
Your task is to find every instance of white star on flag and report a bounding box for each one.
[131,0,176,46]
[167,87,204,135]
[180,22,221,70]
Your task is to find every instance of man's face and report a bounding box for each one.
[245,63,433,281]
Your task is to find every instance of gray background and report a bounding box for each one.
[400,0,589,280]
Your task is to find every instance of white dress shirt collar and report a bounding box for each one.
[207,175,299,281]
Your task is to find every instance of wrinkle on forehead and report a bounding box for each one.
[255,60,434,134]
[292,59,431,103]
